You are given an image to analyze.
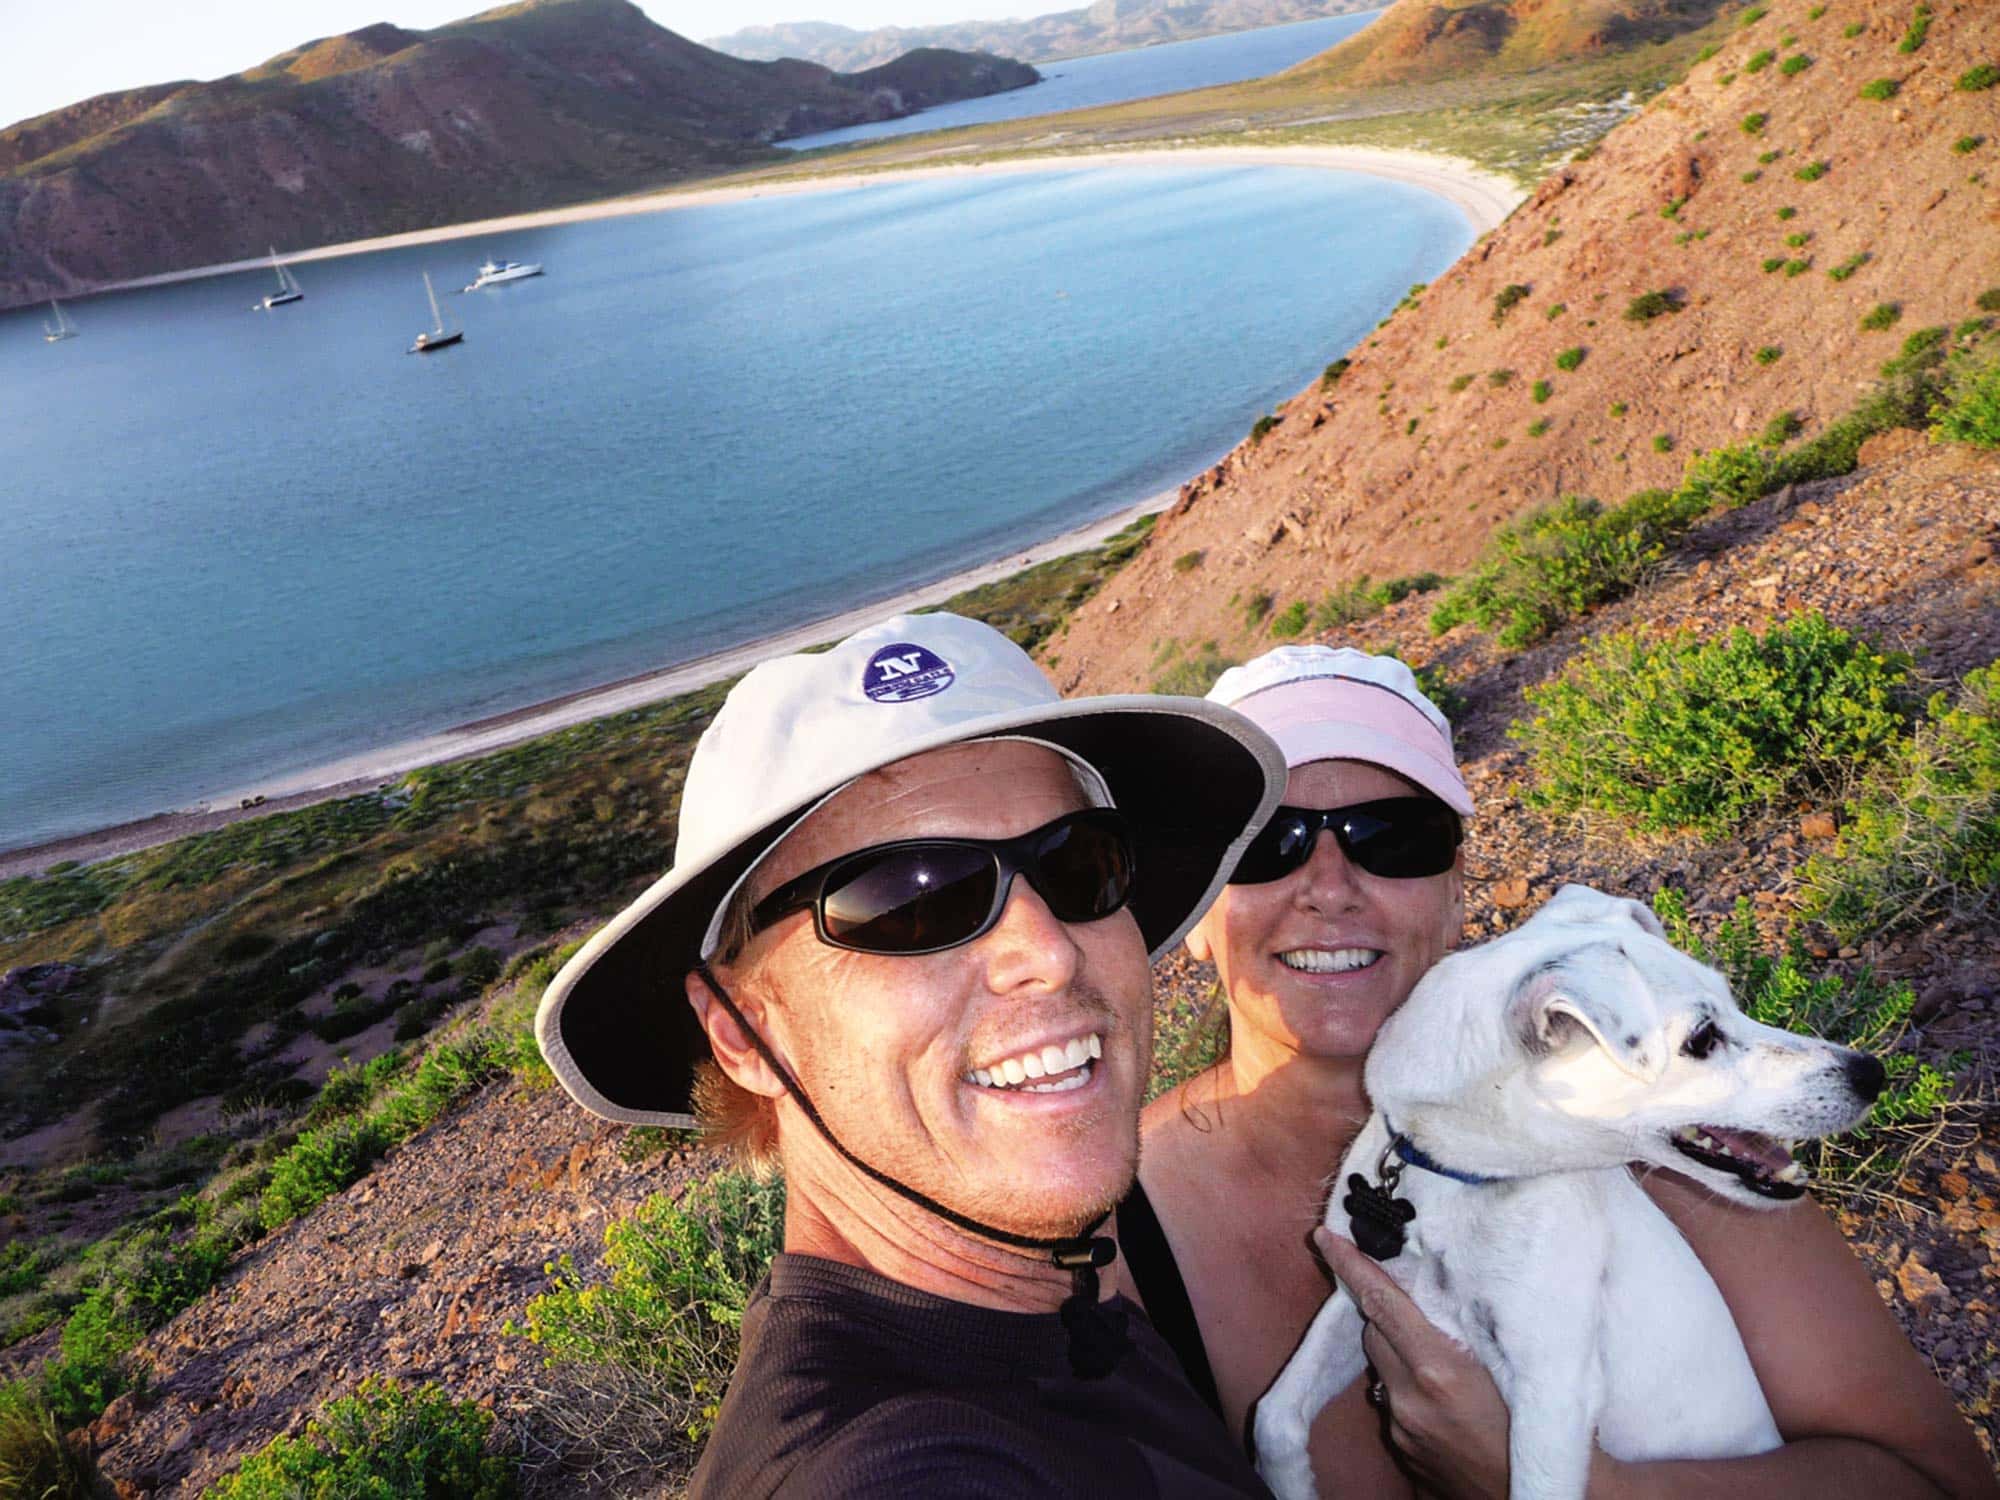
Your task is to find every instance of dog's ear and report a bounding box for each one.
[1543,883,1668,941]
[1510,944,1667,1082]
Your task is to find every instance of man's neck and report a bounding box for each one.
[779,1150,1096,1314]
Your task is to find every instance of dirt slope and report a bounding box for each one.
[1047,0,2000,693]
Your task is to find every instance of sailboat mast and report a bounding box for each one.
[424,271,444,333]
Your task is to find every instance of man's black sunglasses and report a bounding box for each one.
[749,809,1136,956]
[1229,797,1462,885]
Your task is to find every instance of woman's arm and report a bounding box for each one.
[1319,1204,1996,1500]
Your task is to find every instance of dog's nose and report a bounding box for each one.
[1845,1051,1886,1103]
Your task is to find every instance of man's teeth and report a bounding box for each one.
[967,1034,1102,1092]
[1278,948,1381,974]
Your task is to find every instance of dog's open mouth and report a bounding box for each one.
[1670,1125,1808,1199]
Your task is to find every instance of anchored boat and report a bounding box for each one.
[258,247,304,309]
[408,271,464,353]
[463,258,543,292]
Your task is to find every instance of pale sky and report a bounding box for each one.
[1,0,1024,130]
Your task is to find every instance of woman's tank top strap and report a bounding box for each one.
[1116,1178,1223,1419]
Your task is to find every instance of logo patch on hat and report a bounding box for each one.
[863,643,955,703]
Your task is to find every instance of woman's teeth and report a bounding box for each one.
[1279,948,1381,974]
[967,1033,1102,1092]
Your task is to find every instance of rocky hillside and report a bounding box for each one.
[0,0,1036,308]
[1046,0,2000,691]
[707,0,1379,71]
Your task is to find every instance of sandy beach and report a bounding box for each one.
[4,145,1524,879]
[98,144,1522,297]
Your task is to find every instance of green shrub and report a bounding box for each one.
[1493,283,1530,322]
[38,1290,140,1432]
[1678,441,1776,507]
[1779,53,1813,75]
[1785,232,1812,249]
[1249,413,1279,444]
[1321,358,1351,388]
[1741,170,1763,184]
[259,1119,388,1232]
[1554,347,1585,372]
[1651,890,1956,1188]
[1898,3,1933,52]
[1776,205,1798,219]
[1931,354,2000,448]
[1240,590,1273,629]
[1745,48,1775,73]
[1861,302,1901,331]
[1531,379,1553,404]
[1740,112,1767,134]
[1808,4,1825,17]
[1759,149,1782,164]
[1151,643,1236,697]
[1625,290,1681,322]
[1652,433,1674,453]
[1269,601,1311,639]
[1955,135,1985,154]
[1488,368,1516,387]
[1959,64,2000,92]
[1762,257,1787,274]
[1661,196,1687,219]
[1828,252,1870,282]
[1783,258,1812,278]
[1761,411,1804,446]
[1371,572,1447,606]
[1738,3,1767,23]
[1859,78,1900,100]
[1980,288,2000,313]
[1795,160,1829,182]
[202,1377,515,1499]
[1844,21,1864,38]
[512,1174,784,1458]
[1756,345,1783,364]
[1801,665,2000,939]
[1449,373,1475,393]
[1171,550,1205,574]
[1426,492,1699,649]
[1546,302,1568,320]
[1609,401,1629,418]
[1528,418,1552,437]
[1516,614,1911,836]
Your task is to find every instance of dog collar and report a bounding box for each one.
[1384,1118,1507,1186]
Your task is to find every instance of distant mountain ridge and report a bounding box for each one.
[0,0,1036,309]
[706,0,1382,71]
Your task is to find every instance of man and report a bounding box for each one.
[537,612,1286,1496]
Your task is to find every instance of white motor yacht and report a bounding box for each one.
[463,258,544,292]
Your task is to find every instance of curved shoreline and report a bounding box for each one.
[95,144,1521,298]
[4,147,1524,879]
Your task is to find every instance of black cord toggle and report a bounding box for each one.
[1054,1236,1128,1379]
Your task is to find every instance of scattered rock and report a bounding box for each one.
[1800,812,1838,841]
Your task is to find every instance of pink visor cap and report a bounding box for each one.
[1206,646,1474,819]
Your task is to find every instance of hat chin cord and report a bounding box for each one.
[692,963,1128,1378]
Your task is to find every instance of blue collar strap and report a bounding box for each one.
[1385,1119,1507,1186]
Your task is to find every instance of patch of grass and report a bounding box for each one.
[1958,64,2000,93]
[1785,232,1812,248]
[1794,160,1829,182]
[1240,590,1274,630]
[1783,258,1812,278]
[1980,289,2000,313]
[1801,664,2000,940]
[1493,283,1530,322]
[1745,48,1776,73]
[1652,433,1675,453]
[0,1387,111,1500]
[1861,302,1902,331]
[1531,379,1553,404]
[1756,345,1784,364]
[1320,357,1350,388]
[1609,401,1629,418]
[1738,3,1767,24]
[1249,413,1279,444]
[1150,642,1236,697]
[1488,368,1516,387]
[1516,614,1911,837]
[1555,346,1585,372]
[1528,418,1552,437]
[1449,373,1476,393]
[1625,290,1682,323]
[1859,78,1900,100]
[1828,252,1870,282]
[1761,149,1783,164]
[1761,411,1804,446]
[1740,112,1767,134]
[1898,3,1933,53]
[1314,577,1380,631]
[1955,135,1985,154]
[1779,53,1813,76]
[1269,600,1311,639]
[1661,196,1687,219]
[1776,205,1798,220]
[1741,169,1762,183]
[1171,550,1204,574]
[1651,890,1957,1190]
[1844,21,1864,38]
[202,1377,515,1499]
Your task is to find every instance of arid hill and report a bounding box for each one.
[707,0,1379,71]
[1046,0,2000,692]
[0,0,1036,308]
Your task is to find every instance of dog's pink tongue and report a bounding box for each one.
[1703,1126,1792,1172]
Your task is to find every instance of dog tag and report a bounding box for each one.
[1343,1173,1415,1261]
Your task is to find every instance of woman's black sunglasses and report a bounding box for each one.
[749,809,1136,956]
[1229,797,1462,885]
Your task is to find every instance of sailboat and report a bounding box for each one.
[42,299,78,342]
[258,247,304,309]
[408,271,463,353]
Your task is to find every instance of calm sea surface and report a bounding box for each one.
[782,11,1381,151]
[0,165,1467,852]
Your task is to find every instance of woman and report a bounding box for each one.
[1118,645,1994,1499]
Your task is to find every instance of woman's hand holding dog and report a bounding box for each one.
[1318,1230,1514,1499]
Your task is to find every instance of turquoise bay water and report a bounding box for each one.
[781,11,1382,151]
[0,166,1468,851]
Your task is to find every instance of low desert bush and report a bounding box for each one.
[1515,614,1911,836]
[1762,257,1787,274]
[1651,891,1957,1189]
[1249,413,1279,444]
[1151,642,1236,697]
[1862,302,1901,331]
[1756,345,1783,364]
[1528,418,1551,437]
[1652,433,1674,453]
[1794,160,1829,182]
[1828,252,1870,282]
[1931,352,2000,448]
[1981,288,2000,313]
[1449,373,1475,393]
[1269,600,1311,639]
[1625,290,1681,322]
[1241,590,1273,629]
[1555,347,1585,372]
[1321,358,1350,388]
[1314,577,1378,630]
[1801,664,2000,939]
[1740,112,1767,134]
[1898,4,1933,52]
[1955,135,1985,155]
[1859,78,1900,100]
[0,1386,110,1499]
[202,1377,515,1499]
[1779,53,1812,76]
[1493,283,1530,322]
[1171,550,1204,574]
[1372,572,1447,606]
[1958,64,2000,93]
[1761,410,1804,446]
[1531,379,1553,404]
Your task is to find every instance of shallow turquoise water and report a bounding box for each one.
[0,165,1468,851]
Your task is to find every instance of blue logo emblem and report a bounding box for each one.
[863,643,955,703]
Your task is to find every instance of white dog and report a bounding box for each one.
[1254,884,1886,1500]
